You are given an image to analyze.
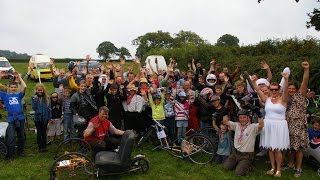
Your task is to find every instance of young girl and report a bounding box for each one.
[215,124,232,164]
[31,83,51,153]
[174,90,190,143]
[47,92,62,144]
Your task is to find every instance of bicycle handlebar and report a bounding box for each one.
[152,119,166,129]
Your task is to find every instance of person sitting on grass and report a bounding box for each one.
[222,109,264,176]
[0,71,27,160]
[84,106,124,155]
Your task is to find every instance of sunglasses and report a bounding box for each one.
[270,89,279,91]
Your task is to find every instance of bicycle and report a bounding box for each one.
[137,120,215,165]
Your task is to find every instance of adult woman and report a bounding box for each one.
[252,73,290,177]
[285,61,310,177]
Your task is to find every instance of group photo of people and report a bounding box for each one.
[0,55,319,178]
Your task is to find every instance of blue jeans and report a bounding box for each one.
[63,113,76,140]
[6,120,25,158]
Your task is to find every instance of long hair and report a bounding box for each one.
[34,83,50,106]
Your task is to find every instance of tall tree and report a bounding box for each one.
[132,30,174,57]
[173,30,205,47]
[116,47,131,59]
[96,41,118,59]
[216,34,240,46]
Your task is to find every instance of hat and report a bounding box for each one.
[127,85,137,91]
[140,78,148,84]
[256,78,270,87]
[237,109,249,116]
[210,95,220,101]
[178,90,186,97]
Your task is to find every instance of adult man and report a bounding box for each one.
[223,109,264,176]
[84,106,124,154]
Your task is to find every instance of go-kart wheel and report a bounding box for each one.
[131,157,149,173]
[50,152,96,180]
[0,139,8,159]
[54,138,92,160]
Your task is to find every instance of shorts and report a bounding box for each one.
[47,118,62,136]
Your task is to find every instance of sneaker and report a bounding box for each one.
[256,150,267,157]
[294,169,302,178]
[283,165,295,171]
[266,169,275,176]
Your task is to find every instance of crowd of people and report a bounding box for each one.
[0,56,320,178]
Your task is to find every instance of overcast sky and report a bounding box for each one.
[0,0,319,59]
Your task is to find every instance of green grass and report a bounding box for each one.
[0,62,320,179]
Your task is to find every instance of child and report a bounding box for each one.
[164,89,175,141]
[215,124,232,164]
[47,92,62,144]
[0,72,26,159]
[59,87,76,140]
[174,90,190,142]
[31,83,51,153]
[148,89,165,122]
[307,118,320,147]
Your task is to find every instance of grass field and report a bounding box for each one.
[0,62,320,179]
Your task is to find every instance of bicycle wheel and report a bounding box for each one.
[185,134,215,165]
[0,138,8,159]
[130,157,149,173]
[137,129,154,147]
[50,152,96,180]
[197,127,218,141]
[55,138,92,160]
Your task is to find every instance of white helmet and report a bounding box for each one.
[178,90,187,97]
[200,87,213,100]
[206,74,217,86]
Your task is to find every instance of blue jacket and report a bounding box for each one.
[31,95,51,122]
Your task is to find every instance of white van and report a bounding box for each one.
[28,54,54,80]
[0,57,15,79]
[144,55,167,75]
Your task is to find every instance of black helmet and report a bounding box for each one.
[68,61,75,70]
[237,109,249,116]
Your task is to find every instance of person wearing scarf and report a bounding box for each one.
[222,109,264,176]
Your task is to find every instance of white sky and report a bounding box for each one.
[0,0,319,59]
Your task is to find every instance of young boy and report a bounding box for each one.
[215,124,232,164]
[0,72,27,159]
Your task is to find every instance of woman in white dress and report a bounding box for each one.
[251,72,289,177]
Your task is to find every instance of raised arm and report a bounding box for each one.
[245,72,268,103]
[299,61,310,96]
[15,72,27,93]
[281,72,289,106]
[261,61,272,82]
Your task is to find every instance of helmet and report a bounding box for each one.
[206,74,217,86]
[237,109,249,116]
[68,61,75,70]
[153,94,161,100]
[200,87,213,100]
[178,90,186,97]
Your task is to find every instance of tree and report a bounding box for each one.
[216,34,239,46]
[258,0,320,31]
[132,30,174,57]
[307,8,320,31]
[173,30,205,47]
[96,41,118,59]
[116,47,131,59]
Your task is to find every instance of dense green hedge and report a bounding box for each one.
[144,38,320,93]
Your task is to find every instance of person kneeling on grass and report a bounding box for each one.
[222,109,264,176]
[84,106,125,155]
